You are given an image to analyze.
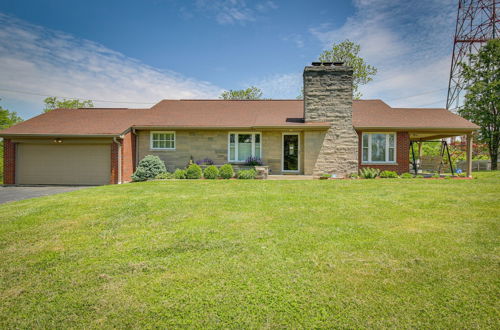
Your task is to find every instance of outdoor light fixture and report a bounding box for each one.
[54,138,63,143]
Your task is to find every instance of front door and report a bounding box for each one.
[283,134,299,172]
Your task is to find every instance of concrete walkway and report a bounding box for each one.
[0,186,92,204]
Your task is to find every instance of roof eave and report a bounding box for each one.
[132,125,330,130]
[0,133,120,138]
[353,126,479,132]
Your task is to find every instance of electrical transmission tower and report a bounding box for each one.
[446,0,499,111]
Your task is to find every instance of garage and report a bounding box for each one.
[16,144,111,185]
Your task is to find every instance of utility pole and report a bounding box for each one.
[446,0,499,111]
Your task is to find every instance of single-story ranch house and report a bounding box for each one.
[1,62,478,185]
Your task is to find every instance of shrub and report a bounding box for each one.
[349,173,359,179]
[400,172,414,179]
[131,167,149,182]
[237,169,257,179]
[155,172,174,180]
[218,164,234,179]
[359,167,380,179]
[186,164,202,179]
[132,155,166,181]
[380,170,398,178]
[432,173,441,178]
[203,165,219,179]
[174,169,187,179]
[244,156,263,166]
[415,174,424,178]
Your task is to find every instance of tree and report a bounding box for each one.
[43,97,94,112]
[0,103,23,130]
[0,101,23,181]
[318,39,377,99]
[219,86,263,100]
[459,39,500,170]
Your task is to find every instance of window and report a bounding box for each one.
[150,131,175,150]
[228,133,262,162]
[362,133,396,163]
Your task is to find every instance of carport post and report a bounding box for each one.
[466,134,473,178]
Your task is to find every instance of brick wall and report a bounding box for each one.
[358,131,410,174]
[110,141,119,184]
[121,131,136,182]
[3,139,16,184]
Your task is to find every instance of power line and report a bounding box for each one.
[0,87,156,105]
[0,86,449,108]
[412,99,447,108]
[384,88,448,101]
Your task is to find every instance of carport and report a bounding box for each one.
[409,130,474,177]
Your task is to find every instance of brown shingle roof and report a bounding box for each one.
[0,99,478,137]
[352,100,479,131]
[0,108,149,136]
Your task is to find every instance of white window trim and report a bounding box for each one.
[361,132,397,164]
[150,131,176,150]
[227,132,262,163]
[282,133,300,173]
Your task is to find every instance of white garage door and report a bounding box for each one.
[16,144,111,185]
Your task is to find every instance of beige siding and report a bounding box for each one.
[136,130,310,174]
[303,131,327,175]
[16,144,111,185]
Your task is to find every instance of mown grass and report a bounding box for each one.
[0,173,499,328]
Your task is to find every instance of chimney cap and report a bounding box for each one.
[312,61,334,66]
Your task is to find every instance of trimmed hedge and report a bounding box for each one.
[174,169,187,179]
[237,169,257,179]
[218,164,234,179]
[203,165,219,179]
[380,170,398,178]
[186,164,202,179]
[400,172,413,179]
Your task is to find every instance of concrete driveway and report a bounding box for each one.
[0,186,92,204]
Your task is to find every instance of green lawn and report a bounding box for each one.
[1,173,499,328]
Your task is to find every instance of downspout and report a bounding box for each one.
[113,136,122,184]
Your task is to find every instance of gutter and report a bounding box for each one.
[353,127,478,132]
[0,133,120,138]
[131,125,331,130]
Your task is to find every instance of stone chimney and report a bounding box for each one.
[303,62,358,176]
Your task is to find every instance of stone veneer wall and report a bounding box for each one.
[135,130,304,175]
[303,65,358,176]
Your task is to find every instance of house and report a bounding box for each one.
[0,62,478,185]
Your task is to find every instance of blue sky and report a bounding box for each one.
[0,0,456,119]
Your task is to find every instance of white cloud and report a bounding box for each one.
[309,0,457,108]
[256,1,278,12]
[195,0,255,25]
[282,33,305,48]
[0,13,223,117]
[194,0,278,25]
[252,73,302,99]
